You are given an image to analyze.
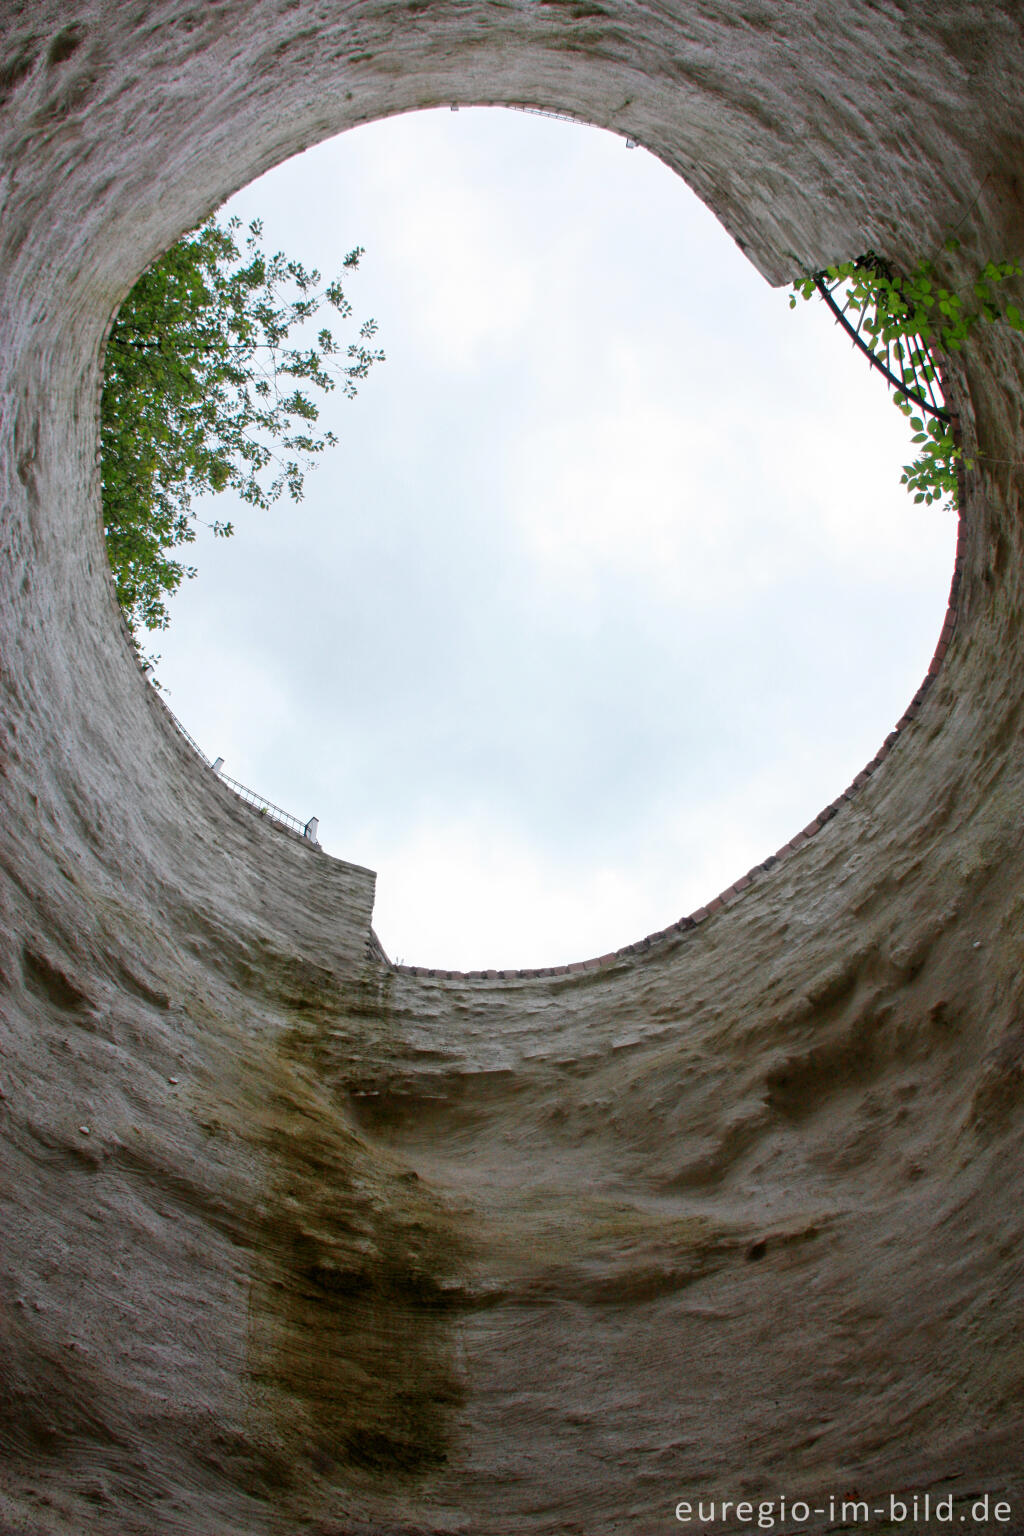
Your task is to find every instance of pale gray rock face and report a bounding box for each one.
[2,5,1024,1533]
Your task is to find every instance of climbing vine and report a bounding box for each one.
[791,243,1023,510]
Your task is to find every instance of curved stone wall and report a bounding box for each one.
[2,5,1024,1533]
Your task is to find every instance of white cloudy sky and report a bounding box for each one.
[152,106,956,970]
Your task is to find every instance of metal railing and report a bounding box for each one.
[507,103,589,127]
[159,698,320,846]
[812,260,950,423]
[162,706,213,767]
[504,103,638,147]
[214,769,319,843]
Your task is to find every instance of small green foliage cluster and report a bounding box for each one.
[791,243,1023,511]
[101,216,383,633]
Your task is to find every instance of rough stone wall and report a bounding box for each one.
[2,4,1024,1533]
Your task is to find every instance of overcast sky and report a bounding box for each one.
[153,106,957,970]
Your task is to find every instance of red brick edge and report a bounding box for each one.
[378,483,967,986]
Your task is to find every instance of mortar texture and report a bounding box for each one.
[2,4,1024,1533]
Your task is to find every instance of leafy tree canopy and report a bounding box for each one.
[101,215,383,633]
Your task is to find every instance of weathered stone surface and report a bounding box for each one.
[2,4,1024,1532]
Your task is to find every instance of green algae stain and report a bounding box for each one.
[241,971,467,1485]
